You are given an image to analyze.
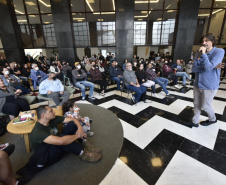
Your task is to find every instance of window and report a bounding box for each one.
[97,22,115,46]
[73,22,90,46]
[134,21,146,45]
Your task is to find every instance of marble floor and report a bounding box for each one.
[15,79,226,185]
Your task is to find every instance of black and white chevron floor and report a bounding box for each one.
[30,79,226,185]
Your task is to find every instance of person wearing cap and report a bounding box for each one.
[30,63,48,90]
[72,62,95,100]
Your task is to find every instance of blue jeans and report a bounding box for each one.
[126,85,146,102]
[15,86,30,95]
[75,80,95,98]
[111,76,123,90]
[153,77,169,95]
[175,72,191,85]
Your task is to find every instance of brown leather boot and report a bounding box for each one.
[79,149,101,162]
[83,140,101,154]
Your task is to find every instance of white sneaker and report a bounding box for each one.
[166,93,170,96]
[88,95,95,100]
[174,85,180,89]
[82,97,85,100]
[152,93,158,97]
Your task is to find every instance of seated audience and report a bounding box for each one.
[21,63,31,78]
[38,52,45,62]
[146,63,170,96]
[131,54,138,63]
[9,61,31,90]
[109,60,123,90]
[17,105,101,184]
[39,72,70,107]
[136,63,157,97]
[132,61,138,71]
[25,54,35,64]
[85,60,92,74]
[172,59,192,87]
[123,63,146,103]
[72,62,95,100]
[0,68,31,95]
[50,61,63,81]
[123,58,128,71]
[0,56,8,67]
[30,63,48,90]
[162,61,179,88]
[57,60,62,70]
[63,100,94,136]
[186,60,195,81]
[90,61,108,96]
[0,78,29,120]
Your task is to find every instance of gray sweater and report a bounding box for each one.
[123,69,137,86]
[0,86,16,112]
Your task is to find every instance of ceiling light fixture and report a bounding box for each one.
[29,15,36,17]
[141,11,148,13]
[157,18,162,20]
[134,15,148,18]
[73,18,86,20]
[18,20,27,22]
[138,19,143,20]
[93,12,115,14]
[44,22,50,24]
[85,0,94,12]
[38,0,51,7]
[135,0,159,3]
[25,2,36,6]
[198,9,223,17]
[167,10,176,12]
[112,0,115,11]
[166,4,171,9]
[98,19,104,21]
[15,10,25,14]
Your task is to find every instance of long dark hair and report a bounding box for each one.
[62,100,75,115]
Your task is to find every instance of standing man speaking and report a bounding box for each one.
[185,33,225,127]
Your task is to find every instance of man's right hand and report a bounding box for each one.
[76,127,87,139]
[47,91,52,94]
[118,75,122,78]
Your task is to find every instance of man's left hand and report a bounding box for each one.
[215,63,225,70]
[60,91,64,94]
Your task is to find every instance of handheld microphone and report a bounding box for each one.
[197,50,203,59]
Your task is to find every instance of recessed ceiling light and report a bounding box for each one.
[25,2,36,6]
[98,19,104,21]
[138,19,143,20]
[15,10,25,14]
[44,22,50,24]
[29,15,36,17]
[141,11,148,13]
[73,18,86,20]
[38,0,51,7]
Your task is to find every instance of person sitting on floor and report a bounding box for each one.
[172,59,192,87]
[135,63,157,97]
[146,63,170,96]
[0,67,32,95]
[39,72,70,108]
[17,105,101,184]
[72,62,95,101]
[109,60,123,90]
[123,63,146,103]
[63,100,94,136]
[0,78,30,120]
[30,63,48,90]
[0,145,17,185]
[90,61,108,96]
